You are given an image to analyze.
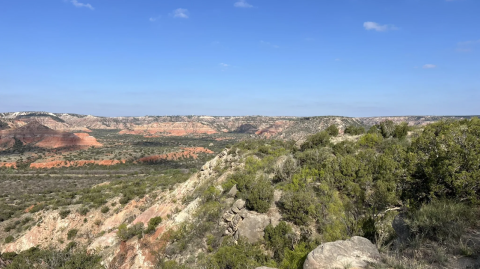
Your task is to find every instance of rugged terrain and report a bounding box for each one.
[1,111,473,141]
[0,113,479,269]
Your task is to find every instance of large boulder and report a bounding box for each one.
[237,211,272,243]
[303,236,380,269]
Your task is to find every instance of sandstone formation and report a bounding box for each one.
[119,122,218,136]
[303,236,381,269]
[1,111,464,141]
[0,162,16,168]
[255,121,294,138]
[0,121,102,149]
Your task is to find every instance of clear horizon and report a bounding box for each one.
[1,0,479,117]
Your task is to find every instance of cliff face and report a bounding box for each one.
[0,112,473,141]
[0,121,102,149]
[119,122,218,136]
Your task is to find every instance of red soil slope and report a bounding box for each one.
[0,162,16,168]
[30,159,126,169]
[0,122,102,149]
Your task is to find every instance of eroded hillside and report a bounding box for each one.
[1,118,479,269]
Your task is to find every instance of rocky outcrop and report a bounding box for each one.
[0,162,16,168]
[255,121,294,138]
[221,198,281,244]
[0,111,465,141]
[119,122,218,137]
[98,148,237,269]
[303,236,380,269]
[0,122,102,150]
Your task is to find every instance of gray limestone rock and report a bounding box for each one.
[237,211,272,243]
[233,199,246,211]
[303,236,380,269]
[228,185,238,197]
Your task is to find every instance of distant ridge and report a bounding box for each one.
[0,111,477,141]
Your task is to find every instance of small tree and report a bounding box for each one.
[326,124,339,137]
[393,122,409,139]
[245,177,274,213]
[301,131,331,151]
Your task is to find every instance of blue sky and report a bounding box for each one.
[0,0,479,117]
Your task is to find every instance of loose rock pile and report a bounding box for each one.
[222,199,247,240]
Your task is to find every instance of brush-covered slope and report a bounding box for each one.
[1,118,479,269]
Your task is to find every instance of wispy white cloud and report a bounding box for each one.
[260,40,279,49]
[219,63,231,71]
[363,21,397,32]
[69,0,94,10]
[456,39,480,52]
[149,16,161,22]
[173,8,189,19]
[234,0,253,8]
[423,64,437,69]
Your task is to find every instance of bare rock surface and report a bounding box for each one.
[237,211,272,243]
[303,236,380,269]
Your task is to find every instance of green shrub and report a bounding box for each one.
[206,238,275,269]
[5,235,14,243]
[146,216,162,234]
[1,247,102,269]
[274,156,298,183]
[279,190,315,226]
[344,125,365,135]
[379,120,396,138]
[117,223,144,241]
[407,200,477,243]
[203,186,221,202]
[65,242,77,251]
[59,209,71,219]
[407,118,480,203]
[119,196,130,205]
[67,229,78,240]
[244,177,274,213]
[279,241,315,269]
[264,222,293,262]
[77,207,89,216]
[326,124,339,136]
[332,141,358,156]
[101,206,109,214]
[357,133,383,148]
[393,122,409,139]
[300,131,331,151]
[29,203,45,213]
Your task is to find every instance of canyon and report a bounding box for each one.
[0,112,472,141]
